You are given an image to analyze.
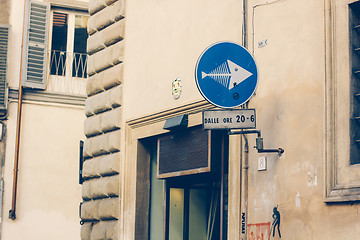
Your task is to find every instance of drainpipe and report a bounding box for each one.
[240,0,249,239]
[240,134,249,240]
[9,0,27,220]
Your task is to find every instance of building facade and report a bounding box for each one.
[85,0,359,239]
[0,0,89,239]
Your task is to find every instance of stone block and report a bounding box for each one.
[87,19,97,36]
[83,158,100,179]
[87,73,105,97]
[105,220,119,240]
[103,175,120,197]
[87,31,106,55]
[88,91,112,115]
[88,176,119,198]
[87,56,97,76]
[103,64,123,90]
[90,222,106,240]
[110,41,125,65]
[81,200,100,220]
[108,130,121,153]
[101,107,121,133]
[109,85,122,108]
[84,115,102,137]
[87,178,107,200]
[91,134,109,157]
[98,197,120,220]
[85,98,95,117]
[91,7,116,32]
[112,0,125,21]
[81,222,93,240]
[97,152,120,176]
[102,21,125,47]
[83,138,93,159]
[89,0,106,15]
[82,180,92,200]
[92,48,114,74]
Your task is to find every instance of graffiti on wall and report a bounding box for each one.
[271,206,281,238]
[247,222,271,240]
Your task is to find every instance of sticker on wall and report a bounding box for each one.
[172,78,182,99]
[271,206,281,238]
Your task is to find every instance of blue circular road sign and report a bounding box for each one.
[195,42,258,108]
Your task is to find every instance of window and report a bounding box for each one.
[21,0,88,95]
[50,12,88,78]
[325,0,360,202]
[47,9,88,95]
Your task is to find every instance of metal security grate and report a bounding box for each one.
[157,128,211,178]
[350,1,360,164]
[0,25,10,110]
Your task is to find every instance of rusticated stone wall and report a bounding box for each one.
[81,0,125,239]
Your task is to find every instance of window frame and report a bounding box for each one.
[325,0,360,202]
[48,7,88,79]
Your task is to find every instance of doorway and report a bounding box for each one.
[146,130,228,240]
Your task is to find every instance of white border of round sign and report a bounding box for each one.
[195,41,258,108]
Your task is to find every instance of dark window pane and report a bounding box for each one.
[72,15,88,78]
[50,12,67,76]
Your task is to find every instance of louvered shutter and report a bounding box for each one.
[0,25,10,110]
[22,1,50,89]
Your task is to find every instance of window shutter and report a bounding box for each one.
[22,0,50,89]
[0,24,10,110]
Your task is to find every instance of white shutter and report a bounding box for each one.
[22,1,50,89]
[0,24,10,110]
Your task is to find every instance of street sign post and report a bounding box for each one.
[203,109,256,130]
[195,41,258,108]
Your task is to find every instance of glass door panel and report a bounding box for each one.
[150,148,164,240]
[189,189,207,240]
[169,188,184,240]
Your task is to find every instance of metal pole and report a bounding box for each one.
[220,133,224,240]
[240,134,249,240]
[9,0,27,220]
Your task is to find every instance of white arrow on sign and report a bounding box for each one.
[201,60,253,90]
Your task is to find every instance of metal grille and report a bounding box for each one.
[350,1,360,164]
[157,128,211,178]
[0,25,9,109]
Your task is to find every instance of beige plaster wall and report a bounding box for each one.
[1,102,84,240]
[123,0,244,120]
[246,0,359,239]
[121,0,360,239]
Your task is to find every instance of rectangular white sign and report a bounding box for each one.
[203,109,256,130]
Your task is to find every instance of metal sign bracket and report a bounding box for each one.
[228,130,284,155]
